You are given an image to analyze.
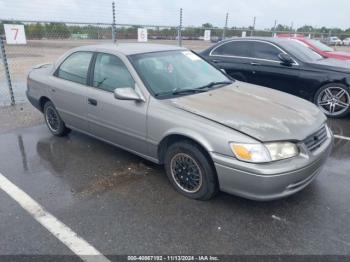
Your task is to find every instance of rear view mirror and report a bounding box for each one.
[114,87,144,102]
[278,53,294,65]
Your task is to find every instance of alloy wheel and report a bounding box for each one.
[170,153,203,193]
[317,87,350,116]
[45,106,60,132]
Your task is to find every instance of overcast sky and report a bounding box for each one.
[0,0,349,29]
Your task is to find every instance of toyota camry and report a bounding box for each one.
[27,44,333,201]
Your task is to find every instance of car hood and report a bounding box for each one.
[329,51,350,57]
[169,82,326,142]
[325,51,350,60]
[307,58,350,73]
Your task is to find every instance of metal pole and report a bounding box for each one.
[0,36,15,106]
[112,1,117,43]
[178,8,183,46]
[313,25,317,39]
[222,12,228,40]
[250,16,256,36]
[273,20,277,37]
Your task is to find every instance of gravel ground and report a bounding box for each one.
[0,103,43,134]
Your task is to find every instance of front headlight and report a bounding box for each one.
[264,142,299,161]
[230,142,298,163]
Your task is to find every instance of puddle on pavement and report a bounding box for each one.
[34,133,163,196]
[78,162,156,196]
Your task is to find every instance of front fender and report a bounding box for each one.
[345,77,350,86]
[160,127,215,153]
[147,98,258,163]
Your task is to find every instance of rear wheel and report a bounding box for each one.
[164,141,218,200]
[314,83,350,118]
[43,101,71,136]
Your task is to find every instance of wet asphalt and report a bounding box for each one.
[0,116,350,257]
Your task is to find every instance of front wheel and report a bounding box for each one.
[44,101,71,136]
[164,141,218,200]
[314,83,350,118]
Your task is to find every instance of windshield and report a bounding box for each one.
[308,39,334,52]
[130,50,230,97]
[280,40,324,62]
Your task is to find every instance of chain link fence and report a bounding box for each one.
[0,22,116,106]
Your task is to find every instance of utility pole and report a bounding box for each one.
[273,19,277,37]
[222,12,229,40]
[313,24,318,39]
[250,16,256,36]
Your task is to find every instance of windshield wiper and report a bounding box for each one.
[172,88,208,95]
[197,81,233,90]
[154,81,233,97]
[154,88,206,97]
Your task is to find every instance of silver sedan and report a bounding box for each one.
[26,43,333,201]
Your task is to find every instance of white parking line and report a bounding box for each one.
[0,172,110,262]
[334,135,350,141]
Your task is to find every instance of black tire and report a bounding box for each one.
[164,140,218,200]
[43,101,71,136]
[314,83,350,118]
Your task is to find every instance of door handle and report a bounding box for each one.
[250,62,261,66]
[88,98,97,106]
[212,59,222,63]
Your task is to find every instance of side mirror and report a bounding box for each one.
[114,87,144,102]
[278,53,294,65]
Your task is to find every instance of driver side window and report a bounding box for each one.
[252,42,281,61]
[93,53,134,92]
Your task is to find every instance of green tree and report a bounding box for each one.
[202,23,213,28]
[26,23,44,39]
[274,24,290,32]
[297,25,314,32]
[0,22,4,35]
[45,23,70,39]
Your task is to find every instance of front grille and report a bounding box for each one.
[303,125,328,152]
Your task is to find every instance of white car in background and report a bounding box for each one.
[343,38,350,46]
[325,36,343,46]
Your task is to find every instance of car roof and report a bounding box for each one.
[73,43,186,55]
[218,37,295,45]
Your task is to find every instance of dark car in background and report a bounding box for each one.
[201,37,350,118]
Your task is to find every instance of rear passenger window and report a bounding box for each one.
[253,42,281,61]
[211,41,252,57]
[93,53,135,92]
[57,52,92,85]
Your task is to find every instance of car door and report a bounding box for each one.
[87,52,148,156]
[207,40,254,82]
[51,51,93,131]
[248,41,300,95]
